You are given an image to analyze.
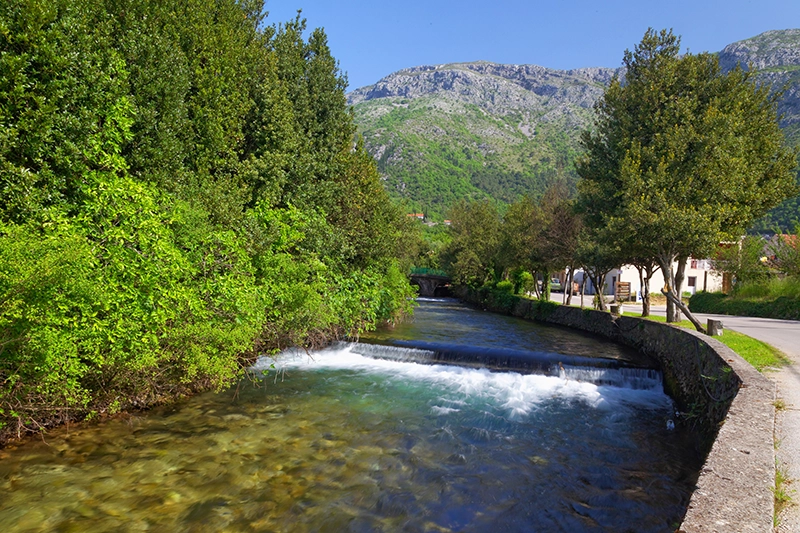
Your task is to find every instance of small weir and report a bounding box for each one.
[0,299,701,532]
[344,340,663,390]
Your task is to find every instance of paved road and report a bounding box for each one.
[572,296,800,530]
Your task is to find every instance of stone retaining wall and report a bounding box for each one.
[457,288,776,533]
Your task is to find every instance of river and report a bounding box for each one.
[0,298,702,532]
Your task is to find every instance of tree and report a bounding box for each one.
[497,195,545,295]
[713,236,771,287]
[0,0,415,441]
[441,200,501,286]
[577,29,798,331]
[769,230,800,277]
[629,255,660,317]
[538,183,582,303]
[574,229,623,311]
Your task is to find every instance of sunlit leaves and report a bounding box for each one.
[0,0,414,439]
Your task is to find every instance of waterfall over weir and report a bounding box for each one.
[343,340,664,391]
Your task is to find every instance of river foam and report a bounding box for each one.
[257,344,672,421]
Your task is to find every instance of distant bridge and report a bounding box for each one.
[409,268,452,297]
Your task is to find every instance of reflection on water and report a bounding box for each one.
[0,300,702,532]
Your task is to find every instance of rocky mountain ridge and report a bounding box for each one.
[349,62,619,110]
[719,30,800,146]
[349,30,800,227]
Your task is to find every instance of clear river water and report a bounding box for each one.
[0,298,703,532]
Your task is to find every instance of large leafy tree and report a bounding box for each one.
[577,29,798,331]
[441,200,502,286]
[497,185,580,301]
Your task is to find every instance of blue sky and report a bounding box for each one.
[263,0,800,91]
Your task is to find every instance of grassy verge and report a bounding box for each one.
[622,312,789,371]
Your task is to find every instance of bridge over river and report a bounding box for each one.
[409,268,451,297]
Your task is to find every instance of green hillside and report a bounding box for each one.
[349,62,612,217]
[351,32,800,229]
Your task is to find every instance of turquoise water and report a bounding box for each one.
[0,299,702,532]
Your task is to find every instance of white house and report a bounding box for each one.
[571,258,722,299]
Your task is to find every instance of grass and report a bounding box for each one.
[774,460,795,527]
[717,330,790,371]
[734,277,800,300]
[622,312,789,371]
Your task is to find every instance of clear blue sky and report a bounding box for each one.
[263,0,800,90]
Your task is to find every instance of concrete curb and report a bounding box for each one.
[458,288,776,532]
[676,334,775,533]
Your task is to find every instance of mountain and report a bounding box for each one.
[349,30,800,227]
[719,29,800,144]
[348,63,619,216]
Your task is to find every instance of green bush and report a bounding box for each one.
[496,280,514,293]
[689,287,800,320]
[733,277,800,300]
[0,179,268,432]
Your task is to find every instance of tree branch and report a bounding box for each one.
[661,287,706,334]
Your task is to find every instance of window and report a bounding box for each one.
[688,276,697,287]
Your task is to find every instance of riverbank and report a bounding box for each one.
[458,286,776,533]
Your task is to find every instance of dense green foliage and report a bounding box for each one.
[683,219,800,321]
[577,29,798,329]
[440,188,580,303]
[751,183,800,233]
[0,0,413,441]
[712,236,773,284]
[694,228,800,320]
[689,288,800,321]
[439,200,502,286]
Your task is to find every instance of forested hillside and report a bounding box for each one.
[0,0,413,443]
[351,31,800,229]
[349,63,616,216]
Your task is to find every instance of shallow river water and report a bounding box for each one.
[0,299,702,532]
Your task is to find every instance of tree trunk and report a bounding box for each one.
[662,288,706,333]
[637,264,653,317]
[673,255,688,322]
[589,271,607,311]
[580,274,585,308]
[657,255,677,322]
[565,267,575,305]
[540,270,551,302]
[657,254,706,333]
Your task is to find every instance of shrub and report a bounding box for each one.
[496,280,514,294]
[689,286,800,320]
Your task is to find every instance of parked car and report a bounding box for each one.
[549,279,562,292]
